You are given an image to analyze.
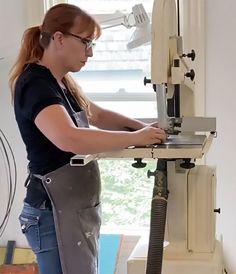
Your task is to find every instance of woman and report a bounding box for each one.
[9,3,166,274]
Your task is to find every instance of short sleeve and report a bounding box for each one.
[17,77,63,121]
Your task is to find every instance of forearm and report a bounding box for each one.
[34,105,166,155]
[92,109,146,131]
[64,127,135,155]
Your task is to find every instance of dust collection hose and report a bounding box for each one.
[146,160,168,274]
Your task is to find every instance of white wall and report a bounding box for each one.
[0,0,43,247]
[1,0,236,273]
[205,1,236,273]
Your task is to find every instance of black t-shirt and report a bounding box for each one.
[14,63,82,207]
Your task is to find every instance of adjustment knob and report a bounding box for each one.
[214,208,221,214]
[132,158,147,168]
[185,69,195,81]
[144,77,151,86]
[180,159,195,169]
[147,170,156,178]
[182,49,196,61]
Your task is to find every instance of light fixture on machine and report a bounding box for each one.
[101,4,151,49]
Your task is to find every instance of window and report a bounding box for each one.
[99,159,156,228]
[69,0,156,118]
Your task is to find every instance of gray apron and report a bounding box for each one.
[34,99,102,274]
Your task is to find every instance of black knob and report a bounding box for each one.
[214,208,221,214]
[185,69,195,81]
[180,159,195,169]
[182,49,196,61]
[144,77,151,86]
[132,158,147,168]
[147,170,156,178]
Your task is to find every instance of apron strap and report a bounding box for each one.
[24,174,31,188]
[32,173,44,180]
[24,173,44,188]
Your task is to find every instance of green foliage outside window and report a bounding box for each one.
[99,159,157,227]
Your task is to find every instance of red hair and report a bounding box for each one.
[9,3,101,112]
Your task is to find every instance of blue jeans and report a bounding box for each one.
[19,203,63,274]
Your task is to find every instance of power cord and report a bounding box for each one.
[0,129,17,238]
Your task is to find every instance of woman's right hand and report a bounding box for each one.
[131,125,167,146]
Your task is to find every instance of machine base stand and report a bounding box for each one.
[127,237,224,274]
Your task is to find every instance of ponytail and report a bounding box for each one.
[9,26,43,101]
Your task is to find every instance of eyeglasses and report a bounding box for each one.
[62,31,96,49]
